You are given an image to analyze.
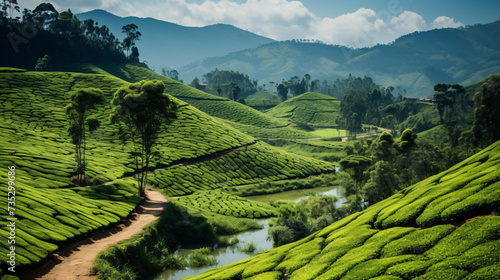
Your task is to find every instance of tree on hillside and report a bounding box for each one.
[232,84,241,101]
[340,88,365,136]
[472,75,500,147]
[1,0,20,21]
[121,23,141,57]
[32,3,58,29]
[35,54,50,71]
[434,83,469,124]
[110,80,177,197]
[162,69,179,81]
[202,69,257,98]
[65,88,105,186]
[131,46,140,62]
[277,83,288,102]
[340,155,371,211]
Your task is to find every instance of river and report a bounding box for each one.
[155,185,343,280]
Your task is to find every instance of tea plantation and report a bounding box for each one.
[149,142,336,196]
[0,67,336,274]
[172,190,277,219]
[185,140,500,280]
[266,92,341,127]
[90,64,289,129]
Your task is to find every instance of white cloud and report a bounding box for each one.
[390,11,427,34]
[21,0,466,48]
[432,16,464,29]
[312,8,387,47]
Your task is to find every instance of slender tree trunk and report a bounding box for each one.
[82,126,86,186]
[144,154,150,198]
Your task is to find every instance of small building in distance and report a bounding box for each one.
[403,96,435,103]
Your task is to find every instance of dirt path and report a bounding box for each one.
[26,188,168,280]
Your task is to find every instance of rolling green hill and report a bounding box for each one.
[186,140,500,280]
[82,63,332,139]
[88,63,289,129]
[266,92,341,127]
[0,67,335,273]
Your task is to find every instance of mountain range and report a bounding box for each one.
[180,20,500,97]
[76,9,274,71]
[77,10,500,98]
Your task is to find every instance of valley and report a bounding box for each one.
[1,2,500,280]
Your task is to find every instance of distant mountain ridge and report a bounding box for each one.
[76,9,274,71]
[180,20,500,97]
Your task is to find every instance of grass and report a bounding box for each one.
[309,129,350,138]
[188,247,218,267]
[184,140,500,280]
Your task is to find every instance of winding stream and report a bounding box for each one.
[155,185,344,280]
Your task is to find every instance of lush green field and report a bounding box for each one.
[0,67,336,274]
[309,129,350,138]
[185,140,500,280]
[266,92,341,127]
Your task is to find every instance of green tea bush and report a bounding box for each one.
[413,268,469,280]
[266,92,341,127]
[381,224,455,257]
[424,217,500,262]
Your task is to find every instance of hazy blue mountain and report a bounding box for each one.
[181,20,500,97]
[76,9,274,71]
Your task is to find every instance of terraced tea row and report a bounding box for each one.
[0,69,255,187]
[172,190,277,219]
[93,64,288,128]
[186,140,500,280]
[0,179,140,267]
[149,142,336,196]
[266,92,341,127]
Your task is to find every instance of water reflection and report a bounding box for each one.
[156,220,273,280]
[156,185,344,280]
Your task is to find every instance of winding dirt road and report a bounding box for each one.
[24,188,168,280]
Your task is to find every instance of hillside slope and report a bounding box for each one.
[266,92,341,127]
[88,63,320,139]
[0,68,335,273]
[186,140,500,280]
[181,20,500,97]
[91,63,288,129]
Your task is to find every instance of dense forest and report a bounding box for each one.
[0,3,137,69]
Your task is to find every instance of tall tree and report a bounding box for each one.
[277,83,288,102]
[232,84,241,101]
[110,80,177,197]
[472,75,500,146]
[65,88,104,186]
[121,23,141,57]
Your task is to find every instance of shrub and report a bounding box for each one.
[188,247,217,267]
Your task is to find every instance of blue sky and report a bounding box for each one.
[22,0,500,47]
